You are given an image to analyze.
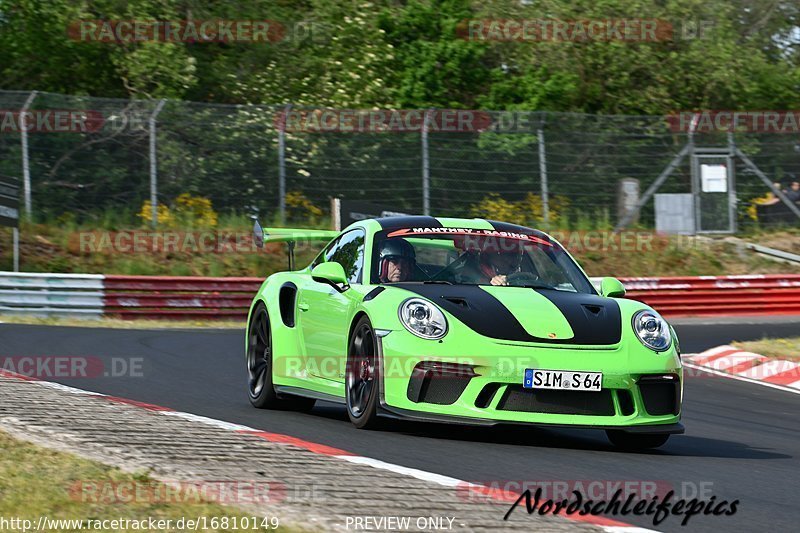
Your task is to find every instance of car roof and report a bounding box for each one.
[343,216,547,238]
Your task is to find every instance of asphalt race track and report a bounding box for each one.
[2,320,799,532]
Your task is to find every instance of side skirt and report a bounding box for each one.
[274,385,345,404]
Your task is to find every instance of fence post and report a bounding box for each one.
[421,109,431,216]
[278,104,291,225]
[537,115,549,227]
[20,90,38,220]
[148,99,167,228]
[727,131,738,233]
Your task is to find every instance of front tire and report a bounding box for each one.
[606,430,670,450]
[346,316,381,429]
[247,302,315,411]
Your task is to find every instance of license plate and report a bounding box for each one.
[523,369,602,391]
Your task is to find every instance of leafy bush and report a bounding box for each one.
[137,193,217,228]
[285,191,323,221]
[468,193,569,227]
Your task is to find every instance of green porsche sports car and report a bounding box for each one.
[246,216,683,449]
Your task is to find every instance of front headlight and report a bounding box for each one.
[632,310,672,352]
[398,298,448,340]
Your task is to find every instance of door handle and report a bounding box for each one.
[298,301,309,311]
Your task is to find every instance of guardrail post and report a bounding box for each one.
[148,99,167,228]
[20,90,38,220]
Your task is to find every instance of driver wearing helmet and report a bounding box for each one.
[378,238,416,282]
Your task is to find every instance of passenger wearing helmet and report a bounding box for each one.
[479,249,521,286]
[378,238,416,282]
[452,240,522,286]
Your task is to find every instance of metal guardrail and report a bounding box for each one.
[0,272,799,320]
[0,272,104,317]
[103,275,260,319]
[621,274,800,317]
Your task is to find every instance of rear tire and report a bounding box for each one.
[606,430,670,450]
[247,302,315,411]
[346,316,382,429]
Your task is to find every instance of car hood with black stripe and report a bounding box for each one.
[393,283,621,345]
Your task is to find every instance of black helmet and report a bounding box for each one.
[378,238,415,281]
[379,238,416,261]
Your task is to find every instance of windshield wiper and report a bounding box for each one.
[423,280,453,285]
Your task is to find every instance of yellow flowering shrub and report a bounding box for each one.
[175,193,218,227]
[468,193,568,226]
[285,191,323,218]
[138,194,217,228]
[138,200,174,226]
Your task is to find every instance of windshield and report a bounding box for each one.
[371,228,595,294]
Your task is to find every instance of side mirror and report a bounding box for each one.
[311,262,349,290]
[600,277,626,298]
[253,218,264,249]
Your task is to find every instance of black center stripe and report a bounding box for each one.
[533,288,622,345]
[394,284,621,345]
[375,216,443,231]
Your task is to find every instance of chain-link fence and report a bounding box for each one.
[1,90,798,230]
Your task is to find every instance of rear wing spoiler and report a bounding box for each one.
[253,219,338,270]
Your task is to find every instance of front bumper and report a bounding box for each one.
[376,332,683,432]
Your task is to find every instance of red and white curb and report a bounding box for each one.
[683,345,800,394]
[0,369,655,533]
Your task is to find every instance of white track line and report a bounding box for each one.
[600,526,655,533]
[35,381,106,395]
[159,410,257,432]
[337,455,463,487]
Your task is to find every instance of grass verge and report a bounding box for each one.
[731,337,800,362]
[0,429,296,532]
